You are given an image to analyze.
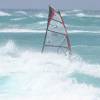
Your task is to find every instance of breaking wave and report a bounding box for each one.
[0,28,100,34]
[35,13,47,18]
[76,13,100,18]
[15,11,27,15]
[0,41,100,100]
[0,11,11,16]
[76,13,86,17]
[72,9,82,12]
[69,30,100,34]
[0,28,45,33]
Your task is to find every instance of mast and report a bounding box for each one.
[41,6,54,53]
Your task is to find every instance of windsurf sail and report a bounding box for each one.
[42,6,71,54]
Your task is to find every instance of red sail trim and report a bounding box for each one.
[48,6,55,26]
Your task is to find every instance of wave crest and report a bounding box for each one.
[0,28,45,33]
[35,13,47,18]
[76,13,100,18]
[0,11,11,16]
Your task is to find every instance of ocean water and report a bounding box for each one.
[0,9,100,100]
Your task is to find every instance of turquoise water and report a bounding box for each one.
[0,9,100,100]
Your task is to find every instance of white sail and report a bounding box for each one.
[42,6,71,54]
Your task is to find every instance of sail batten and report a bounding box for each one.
[48,29,65,35]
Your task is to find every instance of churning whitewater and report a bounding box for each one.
[0,9,100,100]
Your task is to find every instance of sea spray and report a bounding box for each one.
[0,41,99,100]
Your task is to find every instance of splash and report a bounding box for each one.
[0,41,100,100]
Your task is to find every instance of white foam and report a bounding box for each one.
[65,10,82,14]
[72,9,82,12]
[69,30,100,34]
[0,40,18,56]
[0,41,100,99]
[15,11,27,15]
[0,28,100,34]
[76,13,86,17]
[0,11,11,16]
[76,13,100,18]
[0,28,45,33]
[38,21,47,25]
[35,13,47,18]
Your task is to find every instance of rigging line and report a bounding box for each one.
[52,19,62,24]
